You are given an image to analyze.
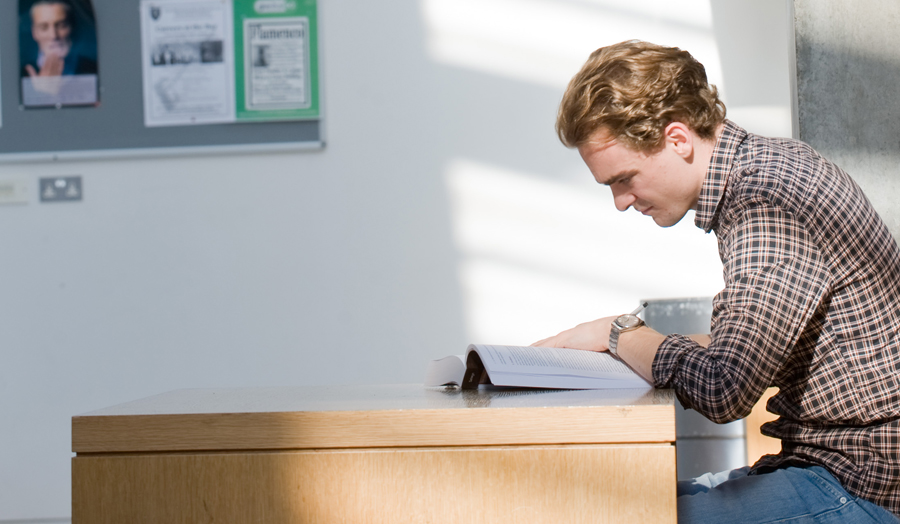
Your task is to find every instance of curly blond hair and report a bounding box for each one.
[556,40,726,151]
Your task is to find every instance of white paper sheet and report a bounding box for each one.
[139,0,235,127]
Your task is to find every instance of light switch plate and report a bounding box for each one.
[40,176,83,203]
[0,179,29,205]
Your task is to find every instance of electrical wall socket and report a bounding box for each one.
[0,179,29,205]
[40,176,83,203]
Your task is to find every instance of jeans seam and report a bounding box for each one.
[763,500,850,523]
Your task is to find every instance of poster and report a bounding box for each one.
[234,0,319,121]
[242,17,310,111]
[139,0,236,127]
[18,0,100,108]
[139,0,319,127]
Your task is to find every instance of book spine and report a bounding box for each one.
[462,351,487,390]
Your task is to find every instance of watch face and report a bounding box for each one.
[617,314,641,329]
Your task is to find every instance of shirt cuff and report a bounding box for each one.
[652,333,698,388]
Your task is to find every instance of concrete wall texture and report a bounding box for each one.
[794,0,900,236]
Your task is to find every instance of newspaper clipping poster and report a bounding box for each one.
[139,0,235,127]
[243,17,311,112]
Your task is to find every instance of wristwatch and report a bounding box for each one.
[609,302,648,356]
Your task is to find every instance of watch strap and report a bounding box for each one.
[609,323,622,355]
[609,316,644,356]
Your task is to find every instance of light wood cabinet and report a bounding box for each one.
[73,385,677,523]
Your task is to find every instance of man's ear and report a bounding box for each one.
[664,122,694,159]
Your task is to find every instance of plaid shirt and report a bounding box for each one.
[653,120,900,515]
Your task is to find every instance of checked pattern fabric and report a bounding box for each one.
[653,120,900,517]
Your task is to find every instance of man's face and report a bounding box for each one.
[31,3,72,57]
[578,127,703,228]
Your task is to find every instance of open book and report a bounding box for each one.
[425,344,651,390]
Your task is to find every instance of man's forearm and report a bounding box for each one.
[617,326,667,383]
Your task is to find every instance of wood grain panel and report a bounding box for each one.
[746,387,781,465]
[73,404,675,453]
[73,444,676,524]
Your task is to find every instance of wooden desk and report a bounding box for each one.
[72,385,676,523]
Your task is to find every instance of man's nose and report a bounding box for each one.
[613,190,636,212]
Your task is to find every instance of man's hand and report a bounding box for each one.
[25,57,62,77]
[26,41,69,78]
[533,317,675,383]
[24,69,64,96]
[531,316,618,352]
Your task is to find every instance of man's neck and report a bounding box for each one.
[697,122,726,169]
[689,122,726,210]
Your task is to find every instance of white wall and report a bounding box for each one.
[0,0,793,520]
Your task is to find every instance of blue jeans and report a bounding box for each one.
[678,465,900,523]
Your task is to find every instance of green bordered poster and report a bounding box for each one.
[234,0,319,122]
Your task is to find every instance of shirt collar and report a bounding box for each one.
[694,119,747,232]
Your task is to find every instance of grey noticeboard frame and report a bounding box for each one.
[0,0,323,163]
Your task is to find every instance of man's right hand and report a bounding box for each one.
[26,41,69,77]
[26,56,64,78]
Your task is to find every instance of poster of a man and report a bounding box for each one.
[19,0,99,107]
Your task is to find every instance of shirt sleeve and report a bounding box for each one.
[652,201,832,423]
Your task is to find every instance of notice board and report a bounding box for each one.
[0,0,322,161]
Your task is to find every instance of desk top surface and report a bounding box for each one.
[78,384,672,417]
[73,385,675,454]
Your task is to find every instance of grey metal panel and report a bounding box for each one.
[677,403,745,438]
[676,437,747,481]
[0,1,321,158]
[642,297,713,336]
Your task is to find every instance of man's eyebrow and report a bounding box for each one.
[600,169,638,186]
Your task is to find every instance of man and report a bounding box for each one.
[22,0,97,78]
[534,40,900,523]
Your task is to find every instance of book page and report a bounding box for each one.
[423,355,466,387]
[470,344,640,379]
[486,371,650,389]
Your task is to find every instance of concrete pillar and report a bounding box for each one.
[793,0,900,236]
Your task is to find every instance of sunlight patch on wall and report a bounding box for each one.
[445,159,724,344]
[422,0,722,90]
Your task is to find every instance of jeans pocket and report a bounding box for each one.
[795,466,850,506]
